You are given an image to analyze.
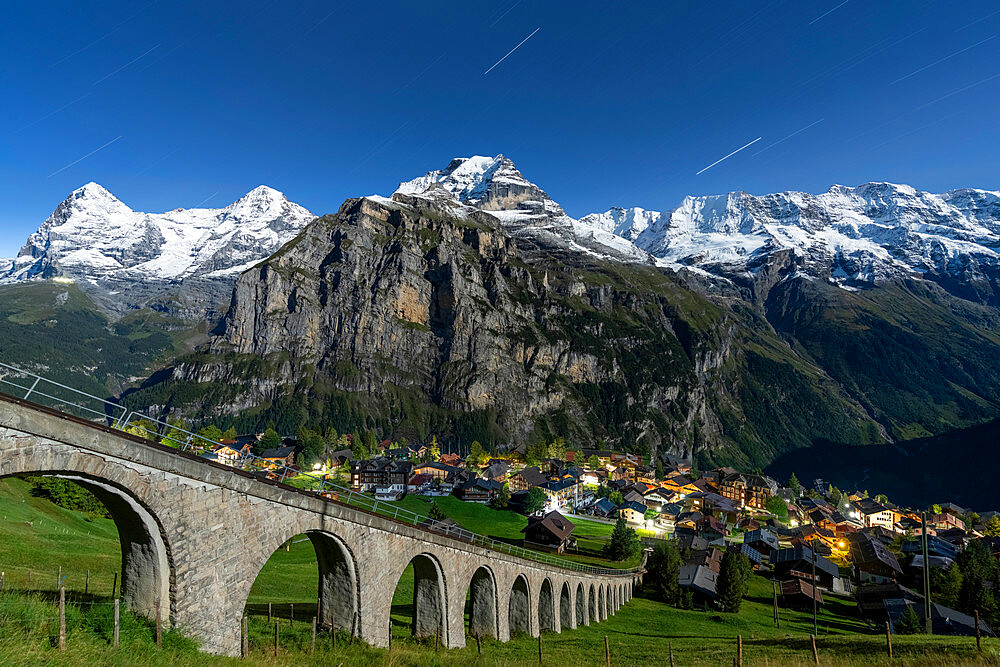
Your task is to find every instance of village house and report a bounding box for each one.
[687,547,723,573]
[695,515,727,543]
[678,564,718,601]
[662,473,701,496]
[540,476,581,508]
[929,511,966,532]
[455,477,502,503]
[260,445,297,469]
[854,499,901,532]
[771,545,841,590]
[407,473,434,495]
[900,534,958,560]
[849,533,902,584]
[618,500,647,525]
[744,528,780,561]
[482,461,510,482]
[661,453,691,472]
[580,468,608,486]
[438,452,463,467]
[411,462,459,482]
[351,458,413,495]
[735,542,765,569]
[328,448,353,468]
[522,511,576,553]
[718,472,778,511]
[780,578,824,610]
[210,440,253,466]
[642,488,672,510]
[635,466,657,484]
[590,497,617,518]
[610,461,637,481]
[508,465,547,492]
[581,449,615,467]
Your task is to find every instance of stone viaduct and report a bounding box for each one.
[0,393,640,655]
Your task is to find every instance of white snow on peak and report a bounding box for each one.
[579,206,665,242]
[0,183,315,293]
[395,155,655,263]
[395,154,567,217]
[587,182,1000,287]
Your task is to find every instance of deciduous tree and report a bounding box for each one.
[524,487,546,515]
[489,482,510,510]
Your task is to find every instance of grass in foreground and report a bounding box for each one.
[3,478,998,665]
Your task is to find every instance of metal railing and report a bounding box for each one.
[0,361,640,576]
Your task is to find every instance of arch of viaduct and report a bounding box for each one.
[0,394,639,656]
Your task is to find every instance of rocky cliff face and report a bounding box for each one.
[132,191,892,467]
[120,158,1000,467]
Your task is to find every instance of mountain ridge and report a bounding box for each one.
[0,182,316,319]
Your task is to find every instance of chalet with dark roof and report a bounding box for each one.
[744,528,780,560]
[771,545,840,589]
[522,511,576,553]
[849,533,902,584]
[508,465,547,492]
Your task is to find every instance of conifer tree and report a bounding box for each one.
[717,550,751,612]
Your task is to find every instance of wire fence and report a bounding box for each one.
[0,361,640,577]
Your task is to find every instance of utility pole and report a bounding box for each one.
[921,511,932,634]
[811,541,818,636]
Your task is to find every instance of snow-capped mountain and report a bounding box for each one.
[1,182,315,317]
[587,183,1000,298]
[579,206,665,242]
[395,155,652,263]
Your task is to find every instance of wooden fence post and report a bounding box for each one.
[669,641,675,667]
[388,620,392,649]
[476,633,482,656]
[737,634,743,666]
[290,602,294,627]
[57,566,62,591]
[85,569,90,596]
[885,621,892,659]
[111,572,117,599]
[268,602,272,622]
[155,597,162,647]
[58,586,66,650]
[241,616,248,657]
[811,634,819,665]
[772,579,780,628]
[538,633,543,665]
[274,620,279,657]
[1,571,5,590]
[113,599,120,648]
[605,635,611,667]
[311,616,317,654]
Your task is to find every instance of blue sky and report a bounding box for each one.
[2,1,999,256]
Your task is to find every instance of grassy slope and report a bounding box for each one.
[0,478,121,595]
[0,281,201,398]
[2,479,995,665]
